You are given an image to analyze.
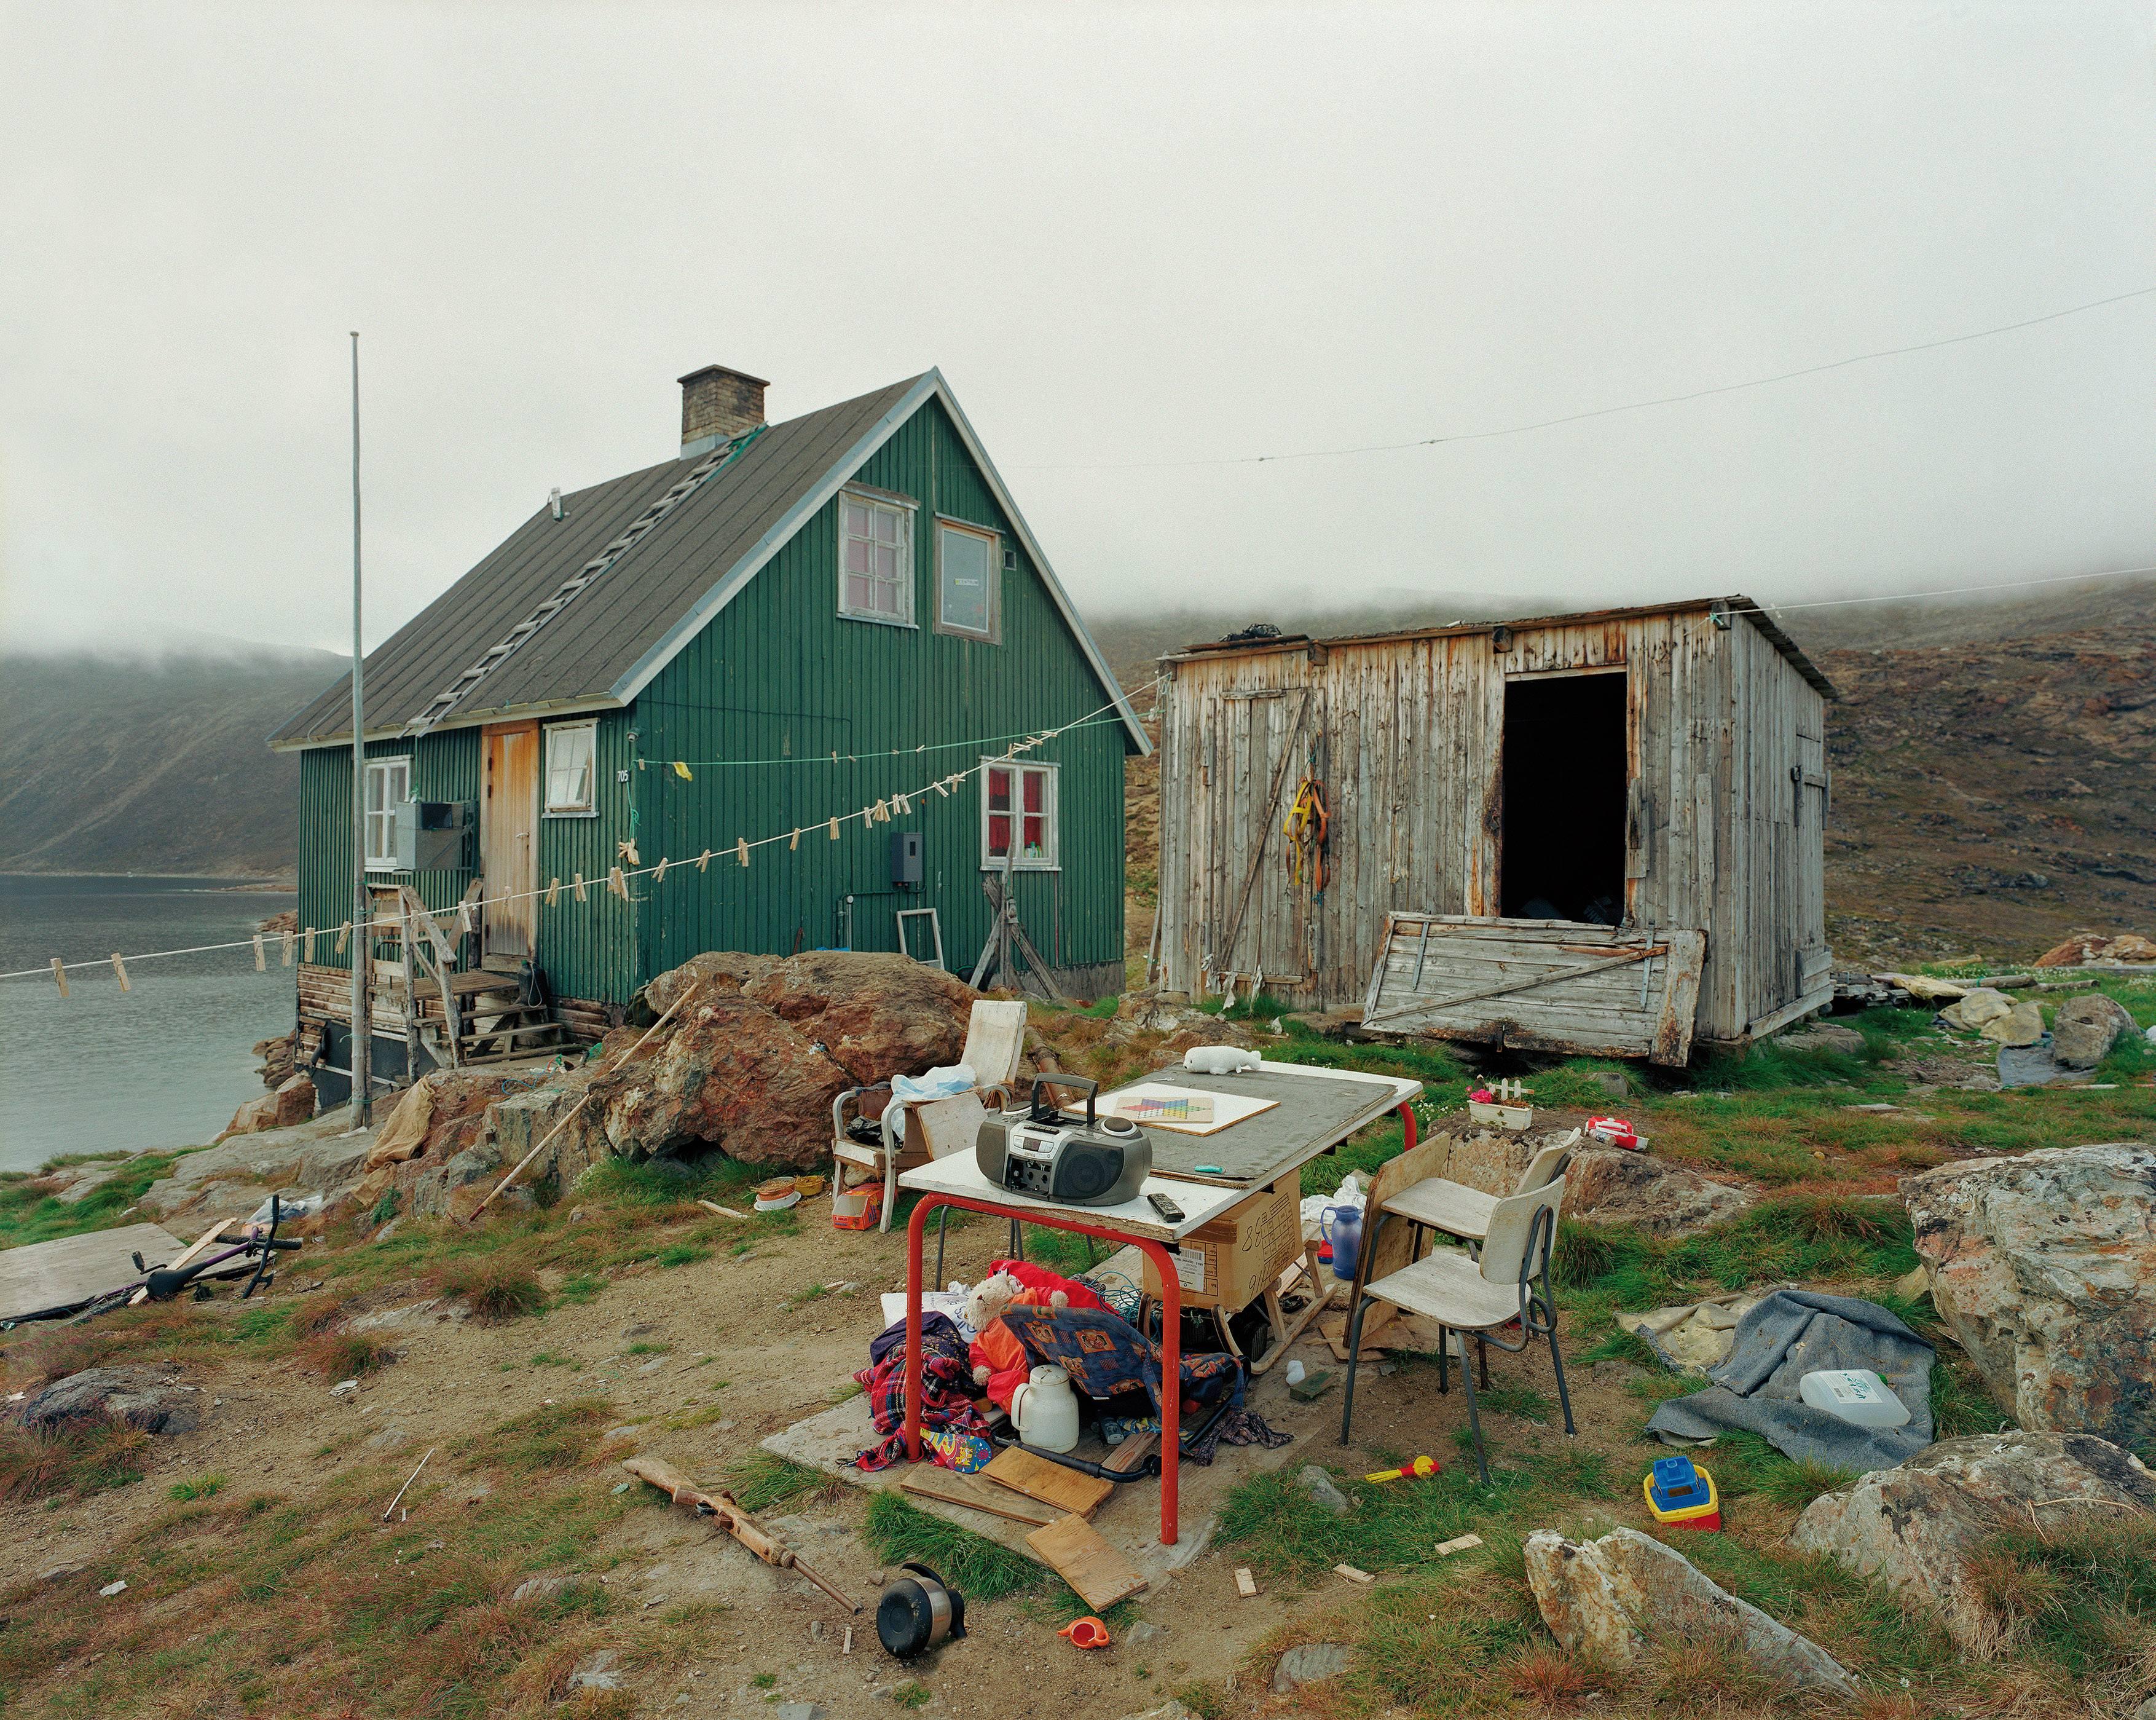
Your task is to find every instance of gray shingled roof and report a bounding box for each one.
[271,376,927,746]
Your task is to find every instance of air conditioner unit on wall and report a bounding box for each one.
[391,800,475,872]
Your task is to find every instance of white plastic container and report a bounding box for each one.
[1010,1365,1081,1453]
[1798,1368,1910,1428]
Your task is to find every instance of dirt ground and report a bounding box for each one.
[0,1186,1651,1720]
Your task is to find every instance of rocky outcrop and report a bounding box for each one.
[1790,1431,2156,1652]
[138,1108,374,1225]
[220,1073,315,1140]
[1522,1526,1857,1697]
[1780,1021,1865,1055]
[739,952,978,1084]
[1903,1143,2156,1446]
[2035,931,2156,967]
[1563,1148,1754,1237]
[2051,993,2136,1068]
[17,1366,205,1435]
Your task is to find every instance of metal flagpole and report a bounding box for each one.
[348,331,372,1125]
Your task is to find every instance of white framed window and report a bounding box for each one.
[838,487,916,626]
[981,759,1058,870]
[935,518,1000,642]
[544,720,598,816]
[363,755,411,870]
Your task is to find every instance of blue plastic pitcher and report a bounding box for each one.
[1321,1204,1362,1281]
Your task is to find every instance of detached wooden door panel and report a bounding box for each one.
[482,722,540,964]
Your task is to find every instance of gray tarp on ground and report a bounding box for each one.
[1644,1290,1934,1470]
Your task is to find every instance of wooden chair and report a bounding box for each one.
[1339,1175,1575,1483]
[831,1000,1030,1271]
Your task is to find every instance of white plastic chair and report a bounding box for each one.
[1339,1174,1575,1483]
[831,1001,1030,1268]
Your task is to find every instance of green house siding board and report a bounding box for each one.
[295,730,482,969]
[628,395,1127,990]
[533,708,639,1003]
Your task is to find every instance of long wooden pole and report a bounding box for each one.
[623,1456,858,1613]
[349,330,372,1126]
[462,981,702,1221]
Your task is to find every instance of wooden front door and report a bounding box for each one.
[481,722,540,964]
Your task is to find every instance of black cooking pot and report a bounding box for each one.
[875,1561,966,1659]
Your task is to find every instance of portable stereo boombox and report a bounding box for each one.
[975,1076,1151,1207]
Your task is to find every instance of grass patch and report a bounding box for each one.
[862,1493,1043,1601]
[527,1351,581,1370]
[296,1330,397,1379]
[622,1341,670,1356]
[555,1272,605,1306]
[723,1452,841,1513]
[472,1398,612,1472]
[0,1150,189,1249]
[435,1256,549,1322]
[1970,1513,2156,1675]
[655,1242,710,1268]
[0,1417,151,1501]
[167,1473,226,1502]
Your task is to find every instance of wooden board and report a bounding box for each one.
[1101,1429,1160,1474]
[1362,916,1709,1067]
[900,1471,1058,1527]
[1026,1513,1149,1611]
[0,1222,185,1323]
[1103,1066,1403,1186]
[1103,1084,1278,1135]
[982,1448,1114,1520]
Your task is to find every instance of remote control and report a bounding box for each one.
[1147,1191,1186,1223]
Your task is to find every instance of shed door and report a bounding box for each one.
[482,721,540,964]
[1207,687,1319,985]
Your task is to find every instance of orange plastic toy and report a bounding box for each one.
[1364,1455,1442,1483]
[1058,1616,1111,1650]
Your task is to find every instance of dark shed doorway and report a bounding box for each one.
[1500,672,1628,923]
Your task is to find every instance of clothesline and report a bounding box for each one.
[1,676,1164,988]
[647,707,1139,773]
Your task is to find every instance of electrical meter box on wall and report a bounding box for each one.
[391,800,475,872]
[891,830,923,888]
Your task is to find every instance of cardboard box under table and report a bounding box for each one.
[1141,1172,1302,1311]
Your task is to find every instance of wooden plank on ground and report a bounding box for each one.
[1651,928,1709,1067]
[1101,1429,1159,1474]
[982,1447,1114,1520]
[900,1472,1058,1527]
[0,1222,185,1324]
[128,1217,232,1306]
[1026,1513,1149,1611]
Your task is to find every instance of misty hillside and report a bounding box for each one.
[0,644,342,879]
[1094,573,2156,969]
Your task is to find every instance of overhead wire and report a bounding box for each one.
[1020,285,2156,472]
[0,676,1167,984]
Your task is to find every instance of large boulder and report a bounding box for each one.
[1522,1527,1856,1697]
[1977,1000,2045,1046]
[18,1366,205,1435]
[1790,1431,2156,1652]
[740,952,977,1085]
[272,1071,316,1128]
[2050,993,2136,1068]
[568,953,978,1170]
[1903,1143,2156,1446]
[1939,987,2015,1032]
[220,1092,280,1139]
[1563,1148,1753,1237]
[2035,931,2156,968]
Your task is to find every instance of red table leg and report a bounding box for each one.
[1131,1238,1183,1545]
[903,1193,932,1464]
[1399,1098,1417,1151]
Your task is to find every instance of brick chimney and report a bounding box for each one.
[678,364,769,457]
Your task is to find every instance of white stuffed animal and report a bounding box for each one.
[1184,1044,1261,1075]
[962,1269,1068,1385]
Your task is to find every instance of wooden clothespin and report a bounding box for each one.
[735,837,750,867]
[281,929,295,966]
[618,838,640,867]
[457,899,475,935]
[50,957,69,998]
[110,953,131,992]
[253,934,266,972]
[653,857,669,884]
[545,877,560,907]
[303,927,315,961]
[607,866,628,901]
[828,817,840,840]
[789,827,800,851]
[892,792,911,816]
[336,920,350,954]
[573,872,588,902]
[696,849,711,872]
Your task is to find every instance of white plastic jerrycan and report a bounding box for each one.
[1009,1365,1080,1453]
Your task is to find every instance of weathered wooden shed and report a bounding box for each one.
[1154,597,1836,1063]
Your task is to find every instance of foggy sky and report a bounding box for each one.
[3,1,2152,658]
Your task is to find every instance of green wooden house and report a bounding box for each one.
[270,365,1147,1099]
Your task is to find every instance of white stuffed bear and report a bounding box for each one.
[1184,1044,1261,1075]
[962,1269,1068,1386]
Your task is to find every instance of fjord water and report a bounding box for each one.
[0,875,296,1173]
